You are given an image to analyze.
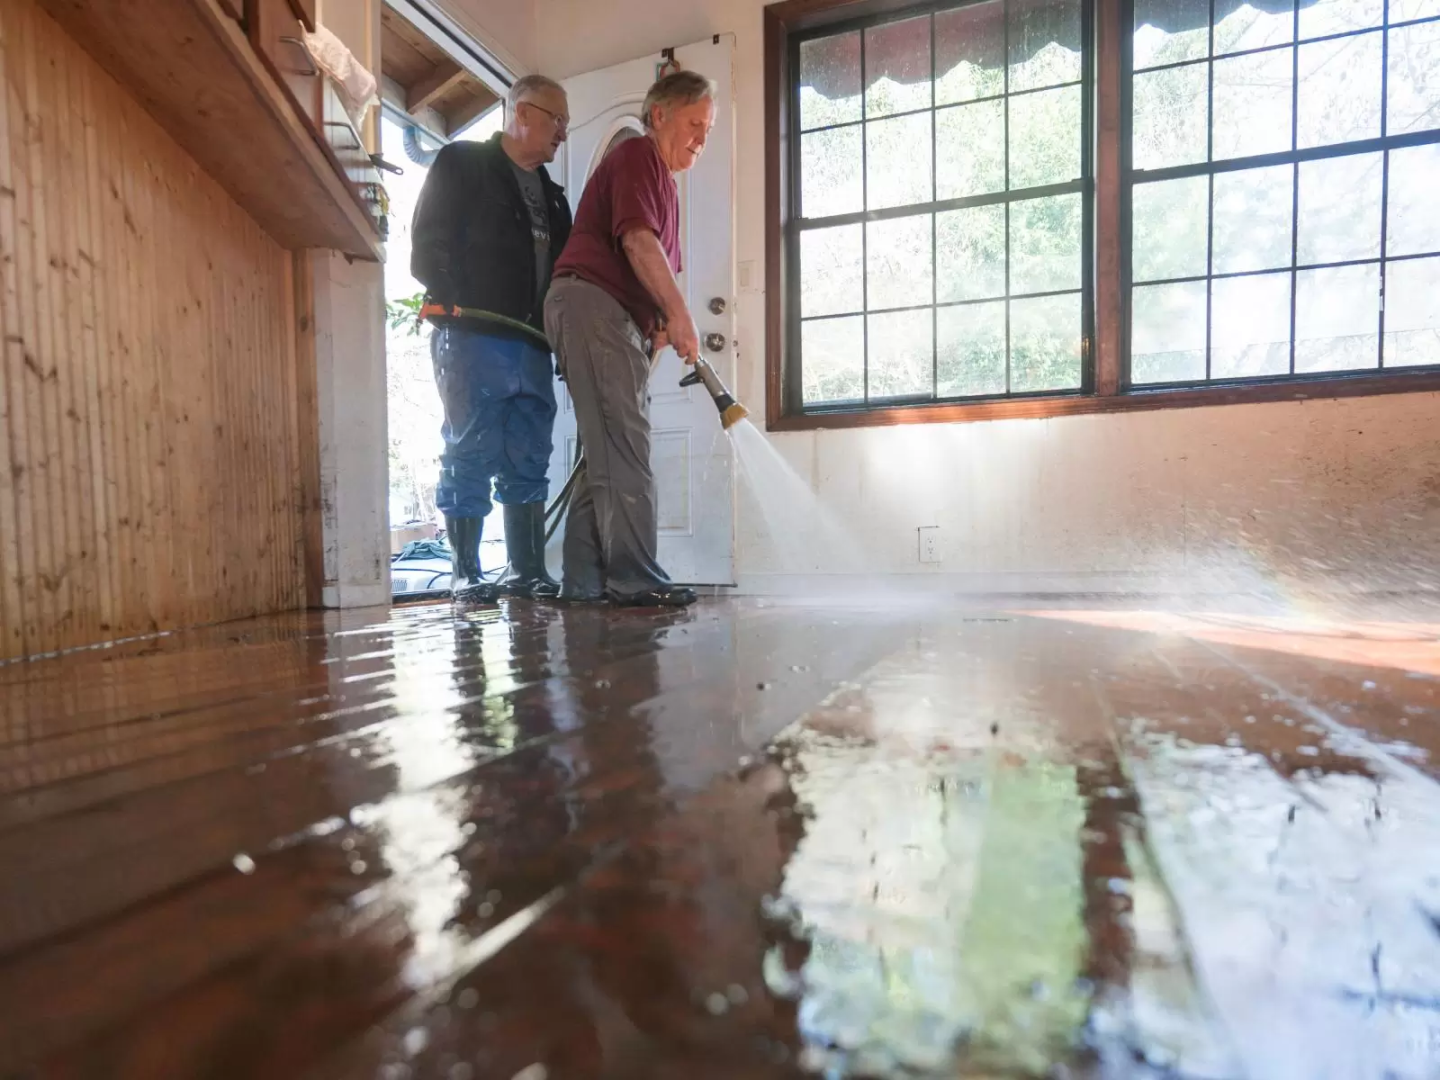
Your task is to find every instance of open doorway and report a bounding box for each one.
[383,111,503,558]
[377,3,511,596]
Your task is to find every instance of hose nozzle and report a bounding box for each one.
[679,357,749,431]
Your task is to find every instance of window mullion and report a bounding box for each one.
[1094,0,1123,396]
[1205,0,1216,383]
[1287,0,1299,377]
[1003,0,1012,396]
[1379,3,1391,369]
[860,28,870,405]
[930,12,938,402]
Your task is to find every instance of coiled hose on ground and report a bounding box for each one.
[479,443,583,585]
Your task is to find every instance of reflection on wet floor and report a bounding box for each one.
[0,598,1437,1078]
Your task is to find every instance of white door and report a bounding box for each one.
[547,36,737,587]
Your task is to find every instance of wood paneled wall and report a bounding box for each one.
[0,0,309,661]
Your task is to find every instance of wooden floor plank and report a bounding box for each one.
[1,598,1437,1079]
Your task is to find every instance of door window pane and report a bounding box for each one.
[1211,271,1292,378]
[801,226,864,317]
[1134,64,1209,169]
[1212,165,1293,274]
[937,204,1007,302]
[868,309,935,399]
[1295,263,1380,372]
[802,316,866,404]
[1132,280,1209,383]
[867,113,933,209]
[1009,85,1083,188]
[936,100,1005,198]
[868,214,934,310]
[1011,293,1083,390]
[801,127,863,218]
[1133,176,1209,282]
[1297,153,1383,265]
[938,302,1008,396]
[800,33,862,130]
[866,16,933,119]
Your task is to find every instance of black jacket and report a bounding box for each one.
[410,133,572,338]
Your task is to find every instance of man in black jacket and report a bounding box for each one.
[411,74,573,602]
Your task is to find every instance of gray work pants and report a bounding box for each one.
[543,276,672,600]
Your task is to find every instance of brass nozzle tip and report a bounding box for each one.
[721,403,749,431]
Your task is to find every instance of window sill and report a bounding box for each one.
[765,369,1440,432]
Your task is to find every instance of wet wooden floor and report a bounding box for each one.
[1,598,1438,1079]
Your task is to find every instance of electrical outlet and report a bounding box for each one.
[918,526,941,565]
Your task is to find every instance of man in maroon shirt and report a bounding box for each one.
[544,70,715,608]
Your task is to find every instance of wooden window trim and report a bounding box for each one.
[763,0,1440,432]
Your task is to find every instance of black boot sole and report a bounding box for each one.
[557,592,607,605]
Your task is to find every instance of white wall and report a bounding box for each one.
[436,0,538,76]
[311,252,392,609]
[534,0,1440,596]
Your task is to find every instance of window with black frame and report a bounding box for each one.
[1129,0,1440,385]
[789,0,1091,410]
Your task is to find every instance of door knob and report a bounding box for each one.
[704,332,726,352]
[708,297,727,315]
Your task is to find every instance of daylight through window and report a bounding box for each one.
[1130,0,1440,384]
[789,0,1092,407]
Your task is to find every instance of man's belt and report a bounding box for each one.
[420,302,551,347]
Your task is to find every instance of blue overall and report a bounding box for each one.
[431,323,557,518]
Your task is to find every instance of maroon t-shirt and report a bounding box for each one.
[552,134,682,337]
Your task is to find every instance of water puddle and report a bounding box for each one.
[756,651,1094,1078]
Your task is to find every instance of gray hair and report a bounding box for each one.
[508,74,564,112]
[641,70,716,129]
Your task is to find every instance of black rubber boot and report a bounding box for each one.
[526,502,561,599]
[501,503,561,600]
[445,515,498,603]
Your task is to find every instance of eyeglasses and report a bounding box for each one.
[521,101,569,132]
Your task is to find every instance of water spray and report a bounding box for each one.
[680,356,749,431]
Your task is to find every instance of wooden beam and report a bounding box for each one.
[444,89,500,137]
[406,60,465,114]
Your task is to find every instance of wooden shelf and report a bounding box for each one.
[36,0,382,259]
